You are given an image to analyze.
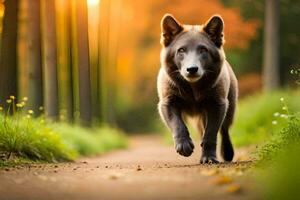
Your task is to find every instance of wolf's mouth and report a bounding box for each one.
[183,74,201,83]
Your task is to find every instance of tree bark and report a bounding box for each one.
[25,0,43,114]
[75,0,92,126]
[65,0,75,122]
[41,0,59,120]
[0,0,19,106]
[263,0,280,91]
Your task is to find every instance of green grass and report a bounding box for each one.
[52,124,127,156]
[258,144,300,200]
[254,113,300,200]
[0,115,76,162]
[0,112,127,166]
[231,90,300,147]
[255,113,300,162]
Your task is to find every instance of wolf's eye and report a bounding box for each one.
[178,47,186,53]
[198,47,208,54]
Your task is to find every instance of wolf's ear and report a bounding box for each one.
[161,14,183,46]
[203,15,224,47]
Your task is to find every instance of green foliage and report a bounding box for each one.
[0,114,76,162]
[259,144,300,200]
[256,113,300,162]
[52,124,127,156]
[0,97,127,165]
[223,0,300,84]
[253,70,300,200]
[231,90,300,147]
[255,114,300,200]
[0,113,127,165]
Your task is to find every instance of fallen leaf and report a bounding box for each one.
[226,184,242,194]
[212,176,233,185]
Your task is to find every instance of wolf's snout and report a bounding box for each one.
[186,66,198,74]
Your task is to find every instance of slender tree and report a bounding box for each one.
[75,0,92,126]
[99,0,116,125]
[64,0,75,122]
[88,2,101,123]
[41,0,59,120]
[98,0,110,124]
[25,0,43,114]
[263,0,280,91]
[106,0,122,126]
[0,0,19,106]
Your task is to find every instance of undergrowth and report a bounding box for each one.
[255,68,300,199]
[0,96,127,166]
[231,90,300,147]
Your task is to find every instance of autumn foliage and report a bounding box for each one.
[115,0,259,100]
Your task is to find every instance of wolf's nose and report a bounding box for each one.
[187,66,198,74]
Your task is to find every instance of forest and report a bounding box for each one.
[0,0,299,199]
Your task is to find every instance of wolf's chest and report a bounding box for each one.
[176,84,206,103]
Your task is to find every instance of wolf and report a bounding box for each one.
[157,14,238,163]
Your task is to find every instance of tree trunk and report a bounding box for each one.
[263,0,280,91]
[98,0,110,124]
[41,0,59,120]
[88,3,101,123]
[0,0,19,106]
[25,0,43,114]
[99,0,116,125]
[75,0,92,126]
[64,0,75,122]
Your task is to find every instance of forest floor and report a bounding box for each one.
[0,135,259,200]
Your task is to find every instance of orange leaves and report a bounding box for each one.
[114,0,260,99]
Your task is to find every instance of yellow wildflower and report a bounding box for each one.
[39,106,44,111]
[16,103,23,108]
[0,106,3,111]
[23,97,28,101]
[10,95,15,100]
[28,110,34,114]
[6,99,12,104]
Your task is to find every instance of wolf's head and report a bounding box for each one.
[160,14,225,83]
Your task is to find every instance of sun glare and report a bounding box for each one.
[87,0,100,6]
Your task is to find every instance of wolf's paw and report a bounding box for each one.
[174,137,194,157]
[200,155,219,164]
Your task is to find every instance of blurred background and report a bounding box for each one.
[0,0,299,133]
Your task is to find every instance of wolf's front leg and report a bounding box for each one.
[200,100,228,164]
[159,102,194,157]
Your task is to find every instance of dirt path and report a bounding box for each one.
[0,135,256,200]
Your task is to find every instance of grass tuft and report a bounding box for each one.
[0,114,127,165]
[231,90,300,147]
[0,115,76,162]
[255,113,300,163]
[52,124,127,156]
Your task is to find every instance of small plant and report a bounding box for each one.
[0,96,76,162]
[0,96,127,166]
[256,68,300,162]
[231,91,300,147]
